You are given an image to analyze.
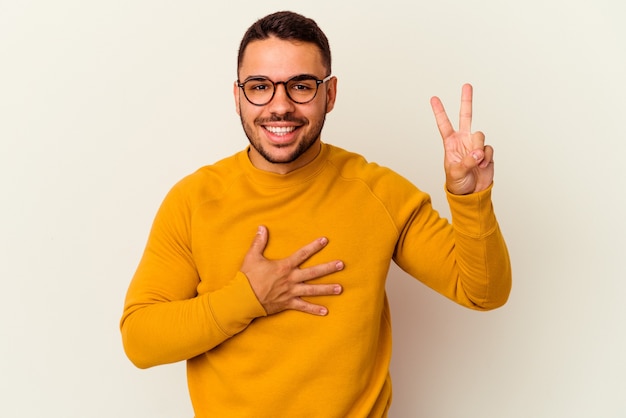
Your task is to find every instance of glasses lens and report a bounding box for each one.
[243,78,274,105]
[286,77,319,104]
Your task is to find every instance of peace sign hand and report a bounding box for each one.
[430,84,494,195]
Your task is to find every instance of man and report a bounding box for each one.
[120,11,511,418]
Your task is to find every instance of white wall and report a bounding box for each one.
[1,0,624,416]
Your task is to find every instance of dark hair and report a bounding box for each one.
[237,11,331,76]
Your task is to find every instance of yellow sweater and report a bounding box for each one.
[121,143,511,418]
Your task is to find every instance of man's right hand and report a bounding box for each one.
[240,225,344,316]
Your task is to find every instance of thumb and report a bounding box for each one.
[247,225,269,257]
[463,149,484,170]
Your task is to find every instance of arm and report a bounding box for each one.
[120,186,343,369]
[394,84,510,309]
[444,184,511,309]
[393,183,511,310]
[120,184,263,368]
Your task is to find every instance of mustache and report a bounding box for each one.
[255,114,307,124]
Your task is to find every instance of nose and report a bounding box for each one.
[267,82,296,114]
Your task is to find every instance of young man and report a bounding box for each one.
[121,11,511,418]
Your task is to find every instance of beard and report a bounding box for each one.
[239,111,327,165]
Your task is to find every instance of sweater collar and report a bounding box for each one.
[237,142,330,188]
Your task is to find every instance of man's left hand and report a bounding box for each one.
[430,83,494,195]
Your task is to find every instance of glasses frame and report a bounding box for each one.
[237,74,332,106]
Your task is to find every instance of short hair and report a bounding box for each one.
[237,11,332,76]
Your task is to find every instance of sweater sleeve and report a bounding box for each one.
[120,182,267,369]
[393,182,511,310]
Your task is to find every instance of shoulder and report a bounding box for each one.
[166,151,245,206]
[325,144,410,187]
[324,143,430,209]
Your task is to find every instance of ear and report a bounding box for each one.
[233,81,241,115]
[324,76,338,113]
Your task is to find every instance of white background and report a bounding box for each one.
[1,0,624,417]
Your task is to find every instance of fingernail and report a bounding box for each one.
[319,237,328,246]
[257,226,263,235]
[336,261,344,270]
[319,308,328,316]
[334,285,342,294]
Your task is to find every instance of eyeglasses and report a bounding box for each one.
[237,74,332,106]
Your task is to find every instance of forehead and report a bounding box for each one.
[239,37,325,80]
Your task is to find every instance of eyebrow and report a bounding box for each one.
[241,73,321,83]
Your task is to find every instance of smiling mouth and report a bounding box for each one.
[264,126,297,136]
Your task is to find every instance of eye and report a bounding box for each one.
[292,83,311,91]
[245,79,272,92]
[288,79,316,91]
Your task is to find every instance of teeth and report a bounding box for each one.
[265,126,295,135]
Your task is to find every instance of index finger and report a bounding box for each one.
[430,96,454,139]
[290,236,330,266]
[459,83,473,134]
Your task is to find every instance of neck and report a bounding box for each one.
[248,140,322,175]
